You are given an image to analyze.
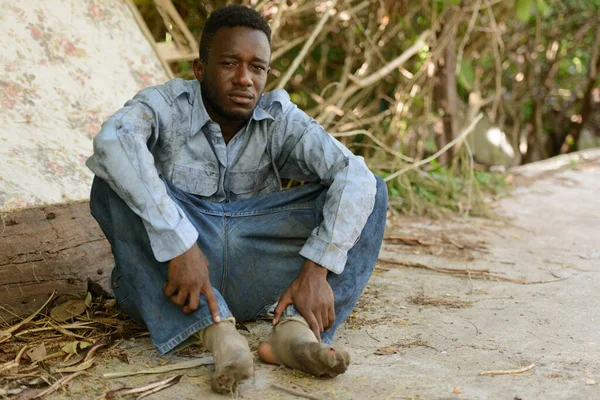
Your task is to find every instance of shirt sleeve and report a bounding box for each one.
[86,88,198,262]
[271,102,377,274]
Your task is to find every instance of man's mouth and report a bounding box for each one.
[228,91,254,106]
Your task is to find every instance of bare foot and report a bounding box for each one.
[197,320,254,394]
[258,318,350,377]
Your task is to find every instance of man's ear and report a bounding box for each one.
[193,59,205,82]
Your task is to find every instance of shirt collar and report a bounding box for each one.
[190,81,275,137]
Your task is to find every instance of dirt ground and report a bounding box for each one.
[47,149,600,399]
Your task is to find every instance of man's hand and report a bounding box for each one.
[272,260,334,341]
[163,243,220,321]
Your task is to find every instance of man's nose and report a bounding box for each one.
[233,66,252,87]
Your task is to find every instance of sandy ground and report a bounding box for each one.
[48,149,600,400]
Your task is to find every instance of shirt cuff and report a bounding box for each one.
[145,216,199,262]
[299,234,347,274]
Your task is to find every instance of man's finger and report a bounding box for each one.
[305,313,322,342]
[272,291,292,325]
[172,288,188,307]
[323,310,332,331]
[163,281,176,297]
[182,290,200,315]
[203,286,221,323]
[317,312,325,336]
[326,307,335,331]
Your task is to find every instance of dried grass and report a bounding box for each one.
[0,291,146,398]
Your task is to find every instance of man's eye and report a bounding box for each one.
[252,65,266,71]
[221,62,235,67]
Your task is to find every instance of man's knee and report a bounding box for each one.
[372,175,388,220]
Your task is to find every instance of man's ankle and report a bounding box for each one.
[194,317,237,348]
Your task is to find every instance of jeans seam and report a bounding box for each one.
[169,190,224,215]
[221,213,228,294]
[225,204,315,217]
[157,305,232,354]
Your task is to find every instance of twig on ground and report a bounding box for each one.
[464,319,480,336]
[378,258,567,285]
[480,363,535,376]
[271,384,321,400]
[365,327,381,342]
[35,371,90,398]
[55,358,95,373]
[102,356,213,379]
[101,375,182,400]
[0,291,56,343]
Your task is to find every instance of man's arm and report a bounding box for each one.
[269,99,377,337]
[273,112,377,274]
[87,88,198,262]
[87,87,219,319]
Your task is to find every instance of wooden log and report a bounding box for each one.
[0,201,113,322]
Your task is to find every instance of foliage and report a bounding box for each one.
[134,0,599,216]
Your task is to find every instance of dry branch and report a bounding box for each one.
[276,0,338,90]
[316,29,431,115]
[102,356,214,379]
[0,291,56,344]
[480,363,536,376]
[271,384,321,400]
[384,113,483,182]
[378,258,566,285]
[34,371,90,398]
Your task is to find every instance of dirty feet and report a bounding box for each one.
[196,319,254,394]
[257,317,350,377]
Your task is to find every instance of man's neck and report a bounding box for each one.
[201,97,248,144]
[219,122,246,144]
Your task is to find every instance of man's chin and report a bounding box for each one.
[223,109,254,121]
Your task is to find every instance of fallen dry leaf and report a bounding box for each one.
[61,341,92,355]
[55,357,95,373]
[374,345,399,355]
[51,299,87,322]
[26,343,47,362]
[85,292,93,308]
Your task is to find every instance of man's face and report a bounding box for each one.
[194,26,271,123]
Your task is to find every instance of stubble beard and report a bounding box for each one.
[202,81,256,122]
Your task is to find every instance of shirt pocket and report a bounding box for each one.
[228,163,276,195]
[171,163,219,197]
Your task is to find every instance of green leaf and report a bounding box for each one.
[458,60,474,90]
[516,0,533,22]
[536,0,551,18]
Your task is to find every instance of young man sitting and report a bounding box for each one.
[87,5,387,394]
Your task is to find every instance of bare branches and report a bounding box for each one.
[276,0,338,90]
[384,114,483,182]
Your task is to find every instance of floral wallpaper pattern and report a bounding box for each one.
[0,0,170,212]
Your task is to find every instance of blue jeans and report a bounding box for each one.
[90,176,387,354]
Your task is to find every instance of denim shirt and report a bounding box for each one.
[86,79,376,274]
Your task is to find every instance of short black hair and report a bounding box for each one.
[199,5,271,62]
